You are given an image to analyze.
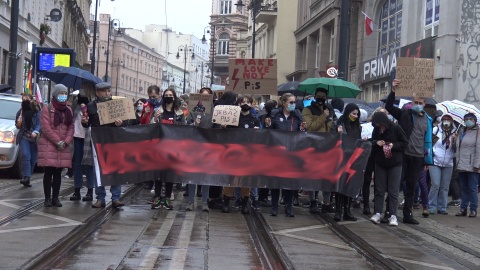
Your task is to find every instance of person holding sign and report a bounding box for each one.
[81,82,125,209]
[265,93,307,217]
[37,84,74,207]
[385,79,433,225]
[150,88,185,211]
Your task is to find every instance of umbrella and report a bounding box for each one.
[43,66,102,89]
[436,100,480,125]
[298,77,361,98]
[340,98,375,118]
[277,81,303,96]
[0,84,13,93]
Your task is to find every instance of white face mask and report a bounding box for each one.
[442,121,451,128]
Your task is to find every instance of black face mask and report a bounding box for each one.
[240,104,250,112]
[164,97,174,104]
[316,98,326,106]
[21,100,31,111]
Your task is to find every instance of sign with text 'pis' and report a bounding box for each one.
[212,105,241,126]
[97,98,136,125]
[395,57,435,98]
[228,59,277,95]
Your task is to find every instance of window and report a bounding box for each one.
[88,48,93,62]
[377,0,402,55]
[329,26,335,63]
[220,0,232,15]
[218,33,230,55]
[425,0,440,37]
[121,74,124,87]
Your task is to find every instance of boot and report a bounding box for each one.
[44,198,52,207]
[343,197,357,221]
[70,188,81,201]
[221,196,230,213]
[309,200,319,213]
[52,198,62,207]
[285,204,294,217]
[20,176,32,187]
[334,193,343,221]
[82,189,93,201]
[271,203,279,216]
[241,197,250,214]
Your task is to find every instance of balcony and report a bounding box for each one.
[255,7,277,24]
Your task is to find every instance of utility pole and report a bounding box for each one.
[91,0,99,74]
[8,0,20,92]
[337,0,351,81]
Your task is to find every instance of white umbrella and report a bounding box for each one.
[436,100,480,124]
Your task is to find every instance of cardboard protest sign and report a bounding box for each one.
[212,105,241,126]
[188,94,213,114]
[395,57,435,98]
[228,59,277,95]
[361,123,374,139]
[96,98,136,125]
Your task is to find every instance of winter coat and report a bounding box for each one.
[302,103,333,132]
[371,112,408,168]
[456,125,480,172]
[37,104,74,168]
[432,126,456,167]
[268,108,304,131]
[385,91,434,164]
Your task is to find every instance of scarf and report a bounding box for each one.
[22,101,34,131]
[51,98,73,127]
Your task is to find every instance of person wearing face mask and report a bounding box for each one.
[135,98,147,122]
[15,94,42,187]
[81,82,125,209]
[145,85,163,123]
[37,84,74,207]
[265,93,307,217]
[385,79,433,225]
[334,103,362,221]
[455,113,480,218]
[302,88,335,214]
[428,114,457,215]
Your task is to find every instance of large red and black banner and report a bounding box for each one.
[91,125,371,197]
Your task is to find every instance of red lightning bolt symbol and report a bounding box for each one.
[232,69,240,90]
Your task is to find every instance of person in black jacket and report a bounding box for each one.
[265,93,307,217]
[369,112,408,226]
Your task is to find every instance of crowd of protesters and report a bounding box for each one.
[15,79,479,223]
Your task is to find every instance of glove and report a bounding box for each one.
[56,141,66,151]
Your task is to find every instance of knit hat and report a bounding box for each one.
[52,84,68,98]
[464,112,477,123]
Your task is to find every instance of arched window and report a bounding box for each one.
[378,0,402,55]
[218,33,230,55]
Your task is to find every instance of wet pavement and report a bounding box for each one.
[0,172,479,269]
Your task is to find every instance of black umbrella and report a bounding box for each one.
[43,66,102,89]
[277,81,303,96]
[0,84,13,93]
[340,98,375,118]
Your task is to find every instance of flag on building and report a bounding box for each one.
[365,13,373,36]
[25,66,32,94]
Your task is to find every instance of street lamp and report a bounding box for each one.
[91,0,116,74]
[105,18,121,82]
[235,0,260,58]
[176,45,195,94]
[202,26,215,87]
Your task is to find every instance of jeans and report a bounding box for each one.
[309,191,331,204]
[418,169,429,208]
[20,138,38,177]
[188,184,210,204]
[91,165,121,202]
[271,189,293,207]
[402,155,424,216]
[374,164,402,216]
[458,172,479,211]
[428,166,453,212]
[73,137,94,189]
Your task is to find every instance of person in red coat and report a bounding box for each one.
[37,84,74,207]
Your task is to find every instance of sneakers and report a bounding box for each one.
[44,198,52,207]
[447,200,460,207]
[252,200,260,211]
[186,202,194,211]
[151,197,162,209]
[163,198,174,210]
[370,213,381,224]
[92,200,106,208]
[422,209,430,217]
[70,193,81,201]
[233,198,242,209]
[388,215,398,226]
[202,202,210,213]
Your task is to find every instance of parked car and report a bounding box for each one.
[0,93,22,179]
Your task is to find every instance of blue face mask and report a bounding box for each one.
[149,98,159,107]
[465,120,475,128]
[57,95,67,103]
[287,104,296,112]
[412,104,424,113]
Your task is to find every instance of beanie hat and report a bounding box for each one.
[52,84,67,98]
[464,112,477,123]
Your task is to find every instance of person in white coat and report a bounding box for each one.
[428,114,456,215]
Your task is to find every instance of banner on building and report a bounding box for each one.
[91,125,371,197]
[228,59,277,95]
[395,57,435,98]
[96,98,136,125]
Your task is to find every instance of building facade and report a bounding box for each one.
[88,14,165,101]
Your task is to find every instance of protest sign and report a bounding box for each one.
[96,98,136,125]
[361,123,374,139]
[395,57,435,98]
[212,105,241,126]
[228,59,277,95]
[188,94,213,114]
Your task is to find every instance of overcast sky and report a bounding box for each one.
[96,0,212,38]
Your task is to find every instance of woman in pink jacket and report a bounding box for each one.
[38,84,74,207]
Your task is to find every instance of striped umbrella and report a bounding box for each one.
[436,100,480,125]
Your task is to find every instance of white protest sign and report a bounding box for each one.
[361,123,374,139]
[212,105,241,126]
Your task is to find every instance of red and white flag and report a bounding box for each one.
[364,13,373,36]
[35,83,43,104]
